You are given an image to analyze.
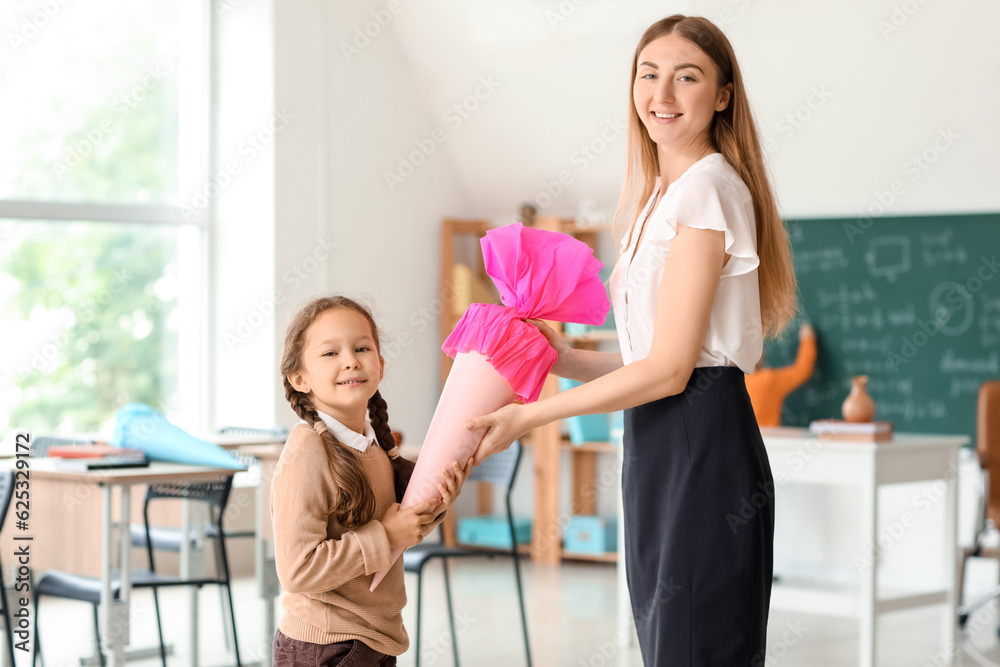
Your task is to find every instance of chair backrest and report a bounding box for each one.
[469,441,522,490]
[141,476,236,577]
[218,425,288,438]
[145,477,234,513]
[29,435,94,457]
[218,427,287,468]
[0,471,14,534]
[980,381,1000,525]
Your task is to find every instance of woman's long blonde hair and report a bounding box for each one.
[613,15,797,339]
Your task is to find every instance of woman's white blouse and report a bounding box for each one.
[608,153,763,374]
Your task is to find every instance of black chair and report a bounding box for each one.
[404,440,531,667]
[0,471,18,666]
[28,435,95,457]
[126,425,284,651]
[34,476,242,667]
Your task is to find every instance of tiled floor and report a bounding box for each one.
[25,558,1000,666]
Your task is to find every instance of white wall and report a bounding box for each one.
[211,0,277,429]
[215,0,1000,583]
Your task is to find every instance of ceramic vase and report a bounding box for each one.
[842,375,876,423]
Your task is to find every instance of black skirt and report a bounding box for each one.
[622,366,774,666]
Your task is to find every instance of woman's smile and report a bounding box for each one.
[650,111,682,124]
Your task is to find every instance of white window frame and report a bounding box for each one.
[0,0,215,432]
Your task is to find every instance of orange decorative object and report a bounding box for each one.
[842,375,876,423]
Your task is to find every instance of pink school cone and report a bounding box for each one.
[369,351,515,591]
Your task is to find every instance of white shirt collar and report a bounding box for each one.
[314,411,378,452]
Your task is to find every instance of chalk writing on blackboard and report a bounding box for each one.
[866,236,910,282]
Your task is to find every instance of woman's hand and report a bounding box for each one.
[528,318,576,378]
[379,498,440,551]
[467,402,534,466]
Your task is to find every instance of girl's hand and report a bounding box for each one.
[436,458,474,508]
[379,498,440,551]
[467,402,533,467]
[528,318,575,378]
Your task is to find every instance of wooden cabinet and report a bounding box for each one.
[439,216,620,564]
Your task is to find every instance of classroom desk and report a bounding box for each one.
[760,427,968,667]
[0,459,236,667]
[613,427,968,667]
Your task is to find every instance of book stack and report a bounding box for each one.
[808,420,894,442]
[48,444,150,470]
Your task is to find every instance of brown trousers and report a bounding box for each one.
[272,630,397,667]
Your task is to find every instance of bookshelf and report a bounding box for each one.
[439,216,620,564]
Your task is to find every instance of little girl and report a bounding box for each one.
[271,295,472,666]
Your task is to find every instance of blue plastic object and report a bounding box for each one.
[558,378,612,444]
[563,515,618,554]
[111,403,244,470]
[457,515,532,550]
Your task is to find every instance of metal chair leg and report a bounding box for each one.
[215,542,234,651]
[91,604,106,667]
[224,582,242,666]
[414,567,424,667]
[0,568,15,667]
[217,527,242,666]
[442,558,460,667]
[32,593,41,667]
[511,554,532,666]
[151,587,167,667]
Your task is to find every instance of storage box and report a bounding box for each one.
[457,515,532,550]
[563,515,618,554]
[559,378,611,444]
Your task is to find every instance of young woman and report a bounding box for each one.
[468,15,797,666]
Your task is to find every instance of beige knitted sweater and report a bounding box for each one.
[271,422,424,655]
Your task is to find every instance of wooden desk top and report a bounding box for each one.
[759,426,970,450]
[214,434,286,449]
[2,459,239,485]
[237,444,284,461]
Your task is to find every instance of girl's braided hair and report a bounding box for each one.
[281,296,415,528]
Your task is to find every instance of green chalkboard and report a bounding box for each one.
[763,213,1000,445]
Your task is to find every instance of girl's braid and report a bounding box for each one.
[368,390,415,501]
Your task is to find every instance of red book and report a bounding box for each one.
[48,444,146,459]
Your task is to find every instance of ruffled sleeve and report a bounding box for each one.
[645,170,759,278]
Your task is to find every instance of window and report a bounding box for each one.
[0,1,210,433]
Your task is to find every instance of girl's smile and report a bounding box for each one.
[288,307,384,431]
